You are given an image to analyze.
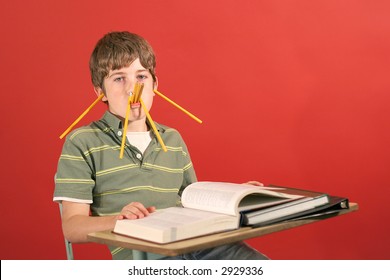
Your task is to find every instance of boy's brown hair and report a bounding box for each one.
[89,31,156,89]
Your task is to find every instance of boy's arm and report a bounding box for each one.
[61,201,155,243]
[61,201,118,243]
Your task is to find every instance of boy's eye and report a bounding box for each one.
[137,74,148,81]
[114,77,124,82]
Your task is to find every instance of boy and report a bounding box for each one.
[53,31,268,260]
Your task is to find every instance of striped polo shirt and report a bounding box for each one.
[54,111,197,259]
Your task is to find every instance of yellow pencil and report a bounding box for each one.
[132,82,139,103]
[59,94,104,139]
[140,98,167,152]
[153,89,202,124]
[135,83,144,103]
[119,95,132,159]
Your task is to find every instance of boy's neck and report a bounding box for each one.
[125,119,149,132]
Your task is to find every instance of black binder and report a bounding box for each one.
[250,195,349,228]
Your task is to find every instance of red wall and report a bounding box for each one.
[1,0,389,259]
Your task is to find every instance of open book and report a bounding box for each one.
[113,181,321,244]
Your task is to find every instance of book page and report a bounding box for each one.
[238,193,292,212]
[126,207,225,230]
[181,181,296,216]
[114,207,239,243]
[181,182,304,216]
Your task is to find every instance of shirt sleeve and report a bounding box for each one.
[53,134,95,203]
[178,135,198,197]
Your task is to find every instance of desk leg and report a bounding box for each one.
[133,250,148,260]
[132,250,164,260]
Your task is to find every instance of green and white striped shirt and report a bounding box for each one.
[54,111,197,259]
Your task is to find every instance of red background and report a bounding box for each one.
[1,0,389,259]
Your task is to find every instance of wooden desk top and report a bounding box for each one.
[87,203,358,256]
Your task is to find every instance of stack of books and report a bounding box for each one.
[113,181,349,244]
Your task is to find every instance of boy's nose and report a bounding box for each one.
[126,81,137,95]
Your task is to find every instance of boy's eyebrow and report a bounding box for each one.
[108,71,127,78]
[108,69,149,78]
[135,69,149,74]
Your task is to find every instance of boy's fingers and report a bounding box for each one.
[245,181,264,186]
[120,202,155,219]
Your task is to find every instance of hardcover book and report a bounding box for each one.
[113,182,329,243]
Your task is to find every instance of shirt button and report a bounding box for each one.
[117,131,123,136]
[136,153,142,159]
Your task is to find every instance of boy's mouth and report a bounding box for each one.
[130,102,141,108]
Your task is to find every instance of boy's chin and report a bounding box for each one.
[129,111,145,121]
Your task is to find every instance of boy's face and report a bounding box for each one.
[96,58,156,128]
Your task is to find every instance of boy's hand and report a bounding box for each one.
[117,202,156,220]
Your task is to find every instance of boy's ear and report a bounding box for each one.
[153,77,158,90]
[94,87,108,101]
